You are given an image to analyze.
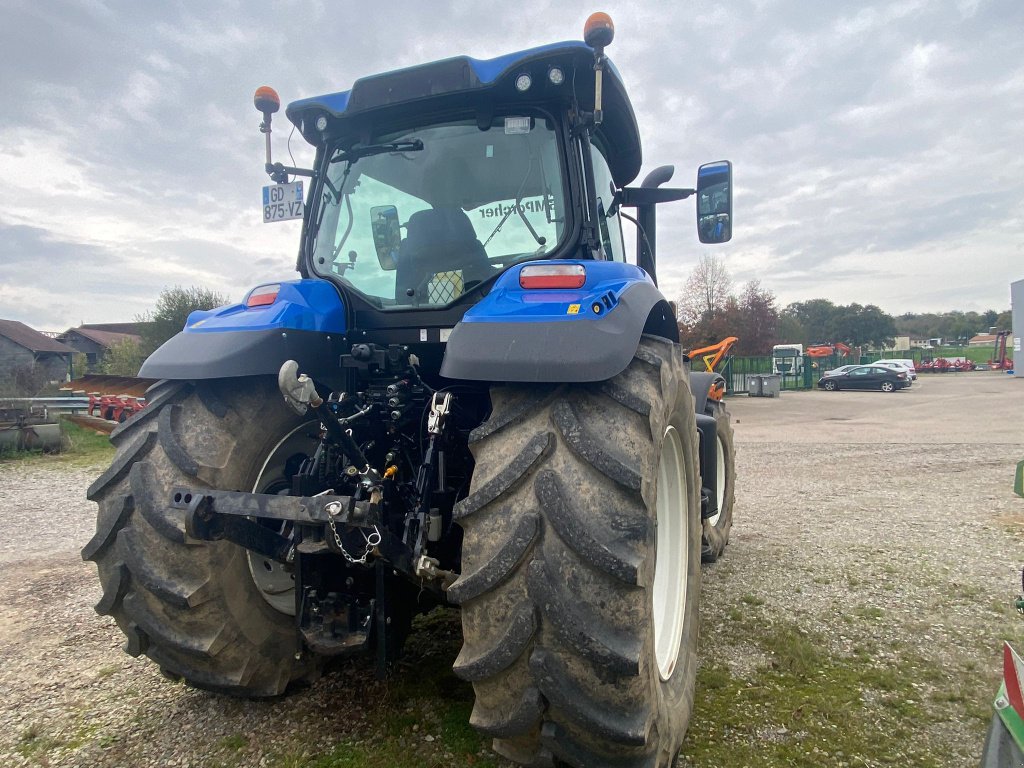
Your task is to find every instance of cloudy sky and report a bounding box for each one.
[1,0,1021,331]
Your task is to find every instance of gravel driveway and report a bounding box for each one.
[0,372,1021,767]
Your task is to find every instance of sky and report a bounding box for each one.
[1,0,1022,331]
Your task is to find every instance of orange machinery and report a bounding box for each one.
[687,336,739,372]
[806,342,852,358]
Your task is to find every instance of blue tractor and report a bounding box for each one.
[84,14,735,767]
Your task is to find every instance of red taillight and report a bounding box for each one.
[519,264,586,289]
[246,284,280,307]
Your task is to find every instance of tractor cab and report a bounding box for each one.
[257,18,731,320]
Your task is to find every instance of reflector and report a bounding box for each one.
[520,264,586,289]
[247,284,280,307]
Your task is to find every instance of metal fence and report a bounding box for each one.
[0,396,91,418]
[691,353,852,395]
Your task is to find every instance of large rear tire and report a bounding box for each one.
[82,378,322,696]
[451,336,702,768]
[701,401,735,563]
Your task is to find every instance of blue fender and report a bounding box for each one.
[139,280,347,380]
[439,261,678,383]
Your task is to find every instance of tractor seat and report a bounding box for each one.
[396,208,491,303]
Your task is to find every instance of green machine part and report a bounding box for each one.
[1015,458,1023,498]
[998,644,1024,749]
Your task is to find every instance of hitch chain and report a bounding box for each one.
[327,518,381,565]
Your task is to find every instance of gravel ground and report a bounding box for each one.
[0,372,1021,767]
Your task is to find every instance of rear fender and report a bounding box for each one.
[439,261,677,383]
[139,279,347,380]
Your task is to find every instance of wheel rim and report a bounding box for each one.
[882,382,893,392]
[246,421,319,616]
[706,431,726,528]
[653,425,688,681]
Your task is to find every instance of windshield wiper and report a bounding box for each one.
[330,139,424,164]
[483,155,547,249]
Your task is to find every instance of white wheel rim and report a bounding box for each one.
[707,432,726,528]
[653,425,688,681]
[246,421,319,616]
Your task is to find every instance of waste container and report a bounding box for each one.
[747,374,781,398]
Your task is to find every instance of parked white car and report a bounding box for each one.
[822,364,859,377]
[885,359,917,379]
[874,361,916,381]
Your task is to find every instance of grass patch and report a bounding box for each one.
[0,419,115,468]
[57,420,116,466]
[219,734,248,751]
[17,728,63,759]
[684,618,984,767]
[740,594,766,607]
[270,609,499,768]
[854,605,885,620]
[95,665,120,679]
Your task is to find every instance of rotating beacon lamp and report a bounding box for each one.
[583,12,615,125]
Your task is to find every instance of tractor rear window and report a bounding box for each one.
[311,115,567,308]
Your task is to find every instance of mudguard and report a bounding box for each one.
[689,371,728,415]
[439,261,677,383]
[139,280,347,380]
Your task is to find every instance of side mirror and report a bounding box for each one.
[370,205,401,270]
[696,160,732,244]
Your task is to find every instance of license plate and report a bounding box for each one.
[262,181,304,223]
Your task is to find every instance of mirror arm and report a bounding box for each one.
[616,187,695,207]
[615,176,693,285]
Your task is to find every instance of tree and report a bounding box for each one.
[100,338,147,376]
[831,304,897,348]
[0,364,51,398]
[732,281,778,355]
[783,299,897,349]
[676,255,733,347]
[776,314,806,345]
[138,286,230,355]
[782,299,838,343]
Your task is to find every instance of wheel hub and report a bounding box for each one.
[653,425,688,681]
[707,431,726,527]
[247,421,319,616]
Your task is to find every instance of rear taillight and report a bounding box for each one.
[246,284,280,307]
[898,373,907,378]
[519,264,586,289]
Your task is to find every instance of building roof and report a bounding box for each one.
[968,333,998,346]
[63,327,141,348]
[80,322,148,335]
[0,319,74,354]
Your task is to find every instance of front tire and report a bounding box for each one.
[451,336,702,767]
[82,378,322,696]
[823,380,838,391]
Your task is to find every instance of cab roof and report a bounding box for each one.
[286,41,642,186]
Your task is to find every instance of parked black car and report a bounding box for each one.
[817,365,911,392]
